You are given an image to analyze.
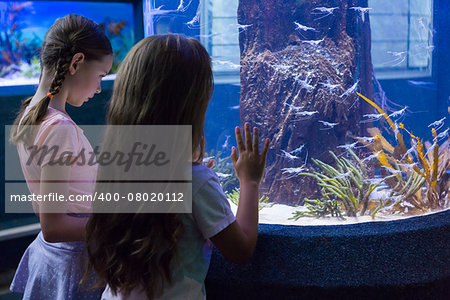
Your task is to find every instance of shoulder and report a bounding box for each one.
[41,108,76,127]
[36,109,79,142]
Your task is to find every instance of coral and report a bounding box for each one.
[0,2,40,78]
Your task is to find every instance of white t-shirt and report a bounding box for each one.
[101,163,236,300]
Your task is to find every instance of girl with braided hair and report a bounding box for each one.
[9,14,113,299]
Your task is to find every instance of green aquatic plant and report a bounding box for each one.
[206,149,239,193]
[20,56,41,78]
[290,149,398,220]
[290,198,345,220]
[225,187,272,211]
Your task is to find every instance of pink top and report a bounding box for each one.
[17,106,98,214]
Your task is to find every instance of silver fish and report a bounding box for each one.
[339,80,359,98]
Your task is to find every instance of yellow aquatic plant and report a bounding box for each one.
[356,93,448,211]
[357,92,408,155]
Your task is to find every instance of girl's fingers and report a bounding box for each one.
[206,159,215,169]
[245,122,252,152]
[235,126,245,153]
[261,138,270,163]
[230,147,237,165]
[253,127,259,154]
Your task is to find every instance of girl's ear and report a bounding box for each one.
[69,52,85,75]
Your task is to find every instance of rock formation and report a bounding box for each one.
[238,0,374,204]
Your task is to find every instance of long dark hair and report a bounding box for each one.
[84,34,214,299]
[10,14,112,144]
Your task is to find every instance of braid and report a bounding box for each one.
[10,51,73,145]
[49,51,73,96]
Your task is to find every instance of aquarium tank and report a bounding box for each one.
[144,0,449,225]
[0,0,449,233]
[0,0,142,85]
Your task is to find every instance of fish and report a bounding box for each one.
[236,24,253,32]
[280,150,309,180]
[332,171,353,180]
[433,128,449,143]
[293,74,314,92]
[387,51,407,57]
[362,150,383,162]
[356,136,376,144]
[107,21,126,36]
[339,80,359,98]
[222,135,231,149]
[280,150,301,161]
[337,141,359,150]
[428,117,446,131]
[361,113,385,122]
[186,3,201,28]
[213,60,241,70]
[349,7,372,22]
[216,172,232,178]
[388,106,408,119]
[176,0,193,12]
[415,43,435,53]
[295,110,319,116]
[401,145,417,160]
[289,145,305,155]
[280,166,306,179]
[285,104,304,112]
[424,141,438,157]
[385,51,407,67]
[302,38,324,46]
[293,22,317,37]
[318,120,339,129]
[311,6,339,20]
[293,111,319,122]
[407,80,437,90]
[319,79,340,93]
[416,17,434,41]
[146,5,175,17]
